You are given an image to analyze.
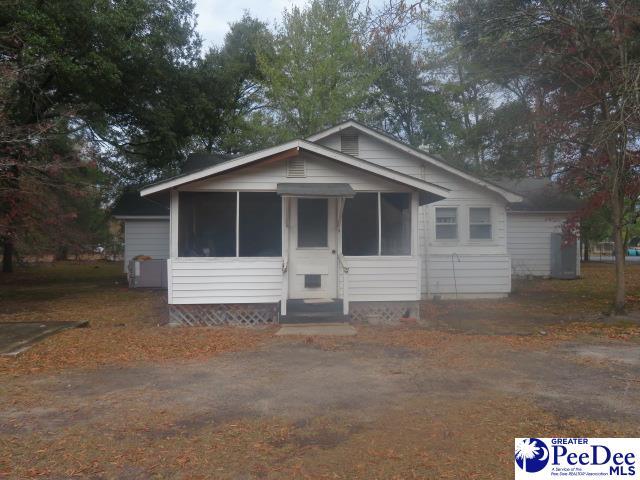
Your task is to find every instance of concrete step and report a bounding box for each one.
[280,313,350,325]
[286,299,343,315]
[275,323,357,336]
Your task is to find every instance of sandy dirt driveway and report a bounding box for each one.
[2,328,639,479]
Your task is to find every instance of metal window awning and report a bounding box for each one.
[276,183,355,198]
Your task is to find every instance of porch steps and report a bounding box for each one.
[280,299,349,325]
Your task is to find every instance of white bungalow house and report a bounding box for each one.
[117,121,579,325]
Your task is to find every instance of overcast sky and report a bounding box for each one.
[193,0,311,48]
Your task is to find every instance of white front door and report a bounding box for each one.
[288,198,338,299]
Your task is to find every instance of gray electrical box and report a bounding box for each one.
[550,233,578,279]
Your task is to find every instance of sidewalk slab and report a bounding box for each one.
[0,321,88,356]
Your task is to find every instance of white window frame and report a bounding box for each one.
[468,206,492,241]
[434,206,459,241]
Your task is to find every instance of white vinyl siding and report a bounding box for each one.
[426,254,511,297]
[123,220,170,273]
[168,258,283,304]
[507,212,579,277]
[339,256,421,301]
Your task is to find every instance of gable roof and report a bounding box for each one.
[495,178,583,213]
[306,120,523,203]
[140,139,451,200]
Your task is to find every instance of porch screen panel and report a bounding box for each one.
[178,192,236,257]
[239,193,282,256]
[381,193,411,255]
[342,193,378,255]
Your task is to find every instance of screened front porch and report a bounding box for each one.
[166,186,423,316]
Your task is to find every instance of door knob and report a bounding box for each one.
[331,250,336,254]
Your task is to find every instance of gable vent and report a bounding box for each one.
[340,132,359,156]
[287,157,306,177]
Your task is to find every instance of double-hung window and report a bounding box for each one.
[435,207,457,240]
[469,207,492,240]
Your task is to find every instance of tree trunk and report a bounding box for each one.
[2,238,14,273]
[583,237,590,262]
[56,245,69,261]
[611,197,626,314]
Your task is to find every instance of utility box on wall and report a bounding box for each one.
[550,233,578,279]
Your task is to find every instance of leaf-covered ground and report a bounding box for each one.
[0,262,271,376]
[0,261,638,479]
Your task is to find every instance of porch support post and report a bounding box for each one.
[281,197,289,317]
[377,192,382,256]
[343,273,349,315]
[170,190,179,258]
[411,191,419,256]
[167,258,173,305]
[235,191,240,257]
[336,197,349,315]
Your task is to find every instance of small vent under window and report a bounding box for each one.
[340,132,359,156]
[287,158,306,177]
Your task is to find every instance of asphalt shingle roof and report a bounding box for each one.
[495,178,582,212]
[111,190,169,217]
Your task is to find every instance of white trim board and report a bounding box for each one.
[140,140,451,199]
[307,120,523,204]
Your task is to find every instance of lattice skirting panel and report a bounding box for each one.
[169,303,279,327]
[349,301,420,325]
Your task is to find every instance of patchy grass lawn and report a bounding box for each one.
[514,261,640,314]
[0,261,639,479]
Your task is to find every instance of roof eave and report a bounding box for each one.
[140,140,303,196]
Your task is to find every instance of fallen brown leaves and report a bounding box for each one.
[3,392,634,479]
[287,325,551,372]
[2,261,640,479]
[0,262,272,377]
[0,325,272,377]
[546,320,640,341]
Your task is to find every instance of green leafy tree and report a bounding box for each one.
[259,0,378,137]
[190,14,275,155]
[366,40,457,154]
[1,0,202,271]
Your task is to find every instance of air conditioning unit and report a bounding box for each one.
[128,258,167,288]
